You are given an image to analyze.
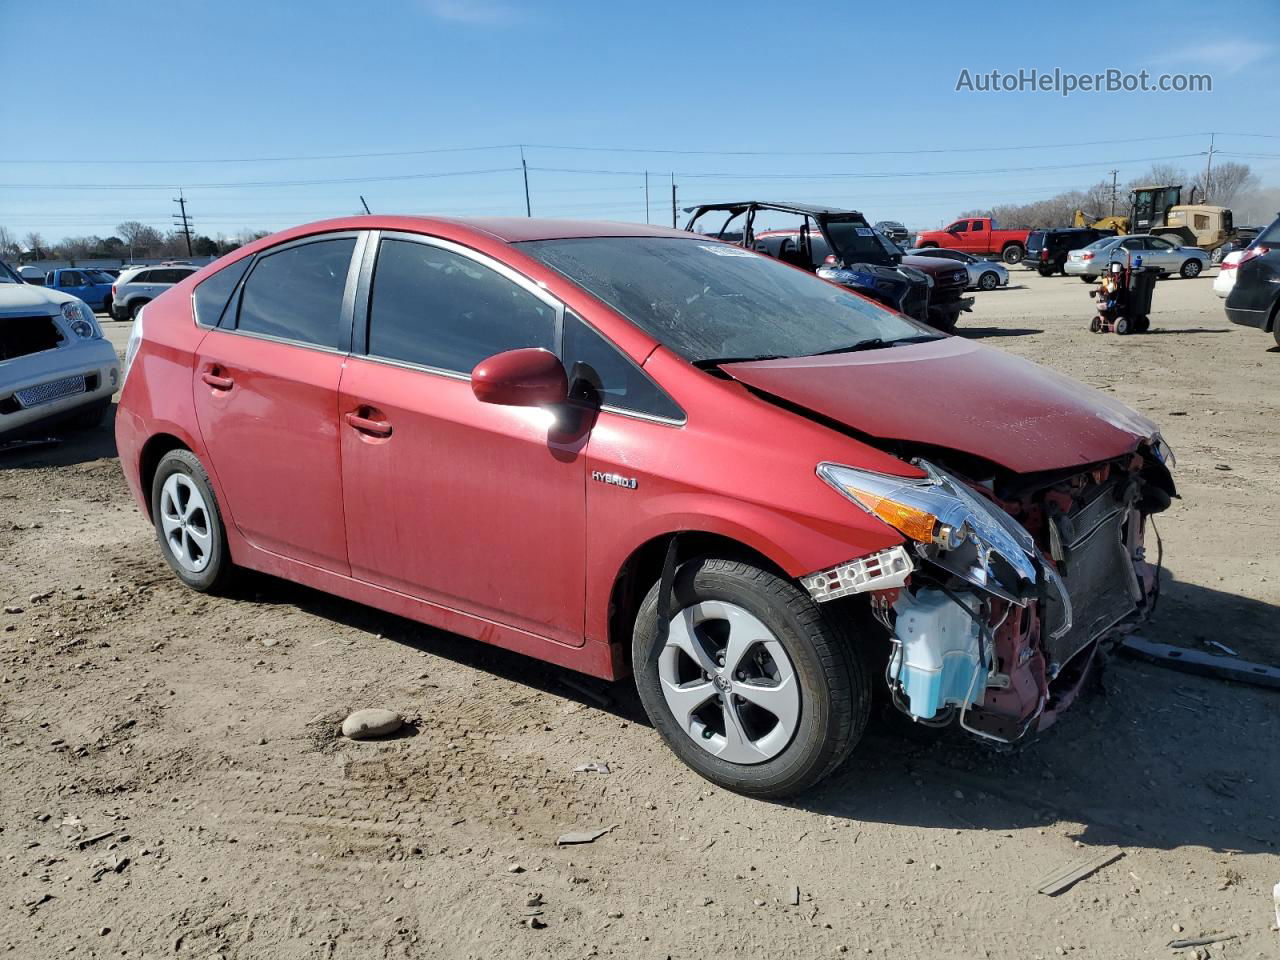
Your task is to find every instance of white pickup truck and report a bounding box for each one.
[0,262,120,439]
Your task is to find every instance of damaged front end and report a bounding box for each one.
[802,444,1175,744]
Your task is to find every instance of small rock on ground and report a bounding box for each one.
[341,709,403,740]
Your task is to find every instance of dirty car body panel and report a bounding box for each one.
[115,214,1174,792]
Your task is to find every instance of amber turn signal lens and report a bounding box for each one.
[841,487,939,543]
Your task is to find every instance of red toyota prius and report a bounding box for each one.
[116,216,1176,797]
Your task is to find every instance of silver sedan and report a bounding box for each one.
[1064,235,1211,281]
[903,248,1009,290]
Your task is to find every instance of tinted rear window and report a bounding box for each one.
[237,238,355,348]
[1257,217,1280,245]
[1026,231,1045,251]
[193,257,252,327]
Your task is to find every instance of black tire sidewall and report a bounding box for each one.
[150,450,231,592]
[632,558,865,798]
[980,271,998,289]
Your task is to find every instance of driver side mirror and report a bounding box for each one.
[471,347,567,407]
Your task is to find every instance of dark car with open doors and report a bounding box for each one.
[686,202,971,333]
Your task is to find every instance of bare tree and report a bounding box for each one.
[54,235,103,260]
[1193,161,1259,207]
[24,232,46,258]
[0,225,20,257]
[116,221,163,258]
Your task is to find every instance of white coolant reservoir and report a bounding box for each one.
[891,589,985,720]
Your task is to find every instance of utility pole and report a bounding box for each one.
[670,173,677,229]
[520,146,532,217]
[172,189,193,257]
[1202,132,1215,203]
[645,171,650,224]
[360,195,371,214]
[1109,169,1119,216]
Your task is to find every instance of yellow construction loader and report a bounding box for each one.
[1074,185,1238,261]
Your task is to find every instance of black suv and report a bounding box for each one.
[1024,227,1116,276]
[1224,213,1280,347]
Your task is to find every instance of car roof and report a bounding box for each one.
[683,202,865,220]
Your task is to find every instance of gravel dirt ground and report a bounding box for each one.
[1,270,1277,960]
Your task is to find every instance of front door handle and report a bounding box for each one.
[202,371,234,390]
[345,410,393,438]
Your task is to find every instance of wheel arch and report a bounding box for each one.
[605,530,798,679]
[137,432,194,520]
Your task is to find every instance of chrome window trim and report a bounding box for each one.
[200,230,366,350]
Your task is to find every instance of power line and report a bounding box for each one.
[0,167,523,191]
[4,132,1271,166]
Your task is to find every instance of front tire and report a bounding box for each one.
[150,449,234,593]
[1180,259,1203,279]
[978,271,1000,290]
[632,557,869,799]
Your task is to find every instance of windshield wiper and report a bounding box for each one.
[691,353,786,369]
[813,334,941,356]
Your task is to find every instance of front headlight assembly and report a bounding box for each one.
[60,300,100,339]
[817,460,1041,604]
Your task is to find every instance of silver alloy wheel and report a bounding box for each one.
[159,473,213,573]
[658,601,801,765]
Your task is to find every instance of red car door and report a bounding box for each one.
[338,233,587,646]
[192,233,361,573]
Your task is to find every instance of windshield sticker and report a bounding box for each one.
[698,244,758,258]
[855,227,875,236]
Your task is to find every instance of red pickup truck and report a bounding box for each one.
[914,217,1030,265]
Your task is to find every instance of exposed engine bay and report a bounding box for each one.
[803,441,1176,744]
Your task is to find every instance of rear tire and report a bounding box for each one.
[129,299,149,320]
[150,449,235,593]
[1001,243,1024,264]
[1081,275,1094,283]
[632,557,870,799]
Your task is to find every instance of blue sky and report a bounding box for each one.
[2,0,1278,242]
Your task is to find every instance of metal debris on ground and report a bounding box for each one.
[555,825,616,846]
[1119,636,1280,691]
[1035,848,1124,896]
[1167,934,1237,949]
[76,830,116,850]
[573,762,610,774]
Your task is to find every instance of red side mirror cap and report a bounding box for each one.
[471,348,568,407]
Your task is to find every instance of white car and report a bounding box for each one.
[904,247,1008,290]
[0,264,120,439]
[1213,250,1244,298]
[1064,235,1211,281]
[110,263,199,320]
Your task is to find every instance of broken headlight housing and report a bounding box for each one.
[817,460,1040,603]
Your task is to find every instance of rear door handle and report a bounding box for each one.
[345,410,393,438]
[202,371,234,390]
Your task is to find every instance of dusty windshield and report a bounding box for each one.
[520,236,935,363]
[824,221,901,265]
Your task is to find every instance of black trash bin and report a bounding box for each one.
[1127,267,1157,320]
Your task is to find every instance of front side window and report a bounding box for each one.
[521,236,933,364]
[366,238,555,374]
[562,312,682,421]
[237,237,356,348]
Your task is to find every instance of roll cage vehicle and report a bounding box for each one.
[685,202,972,332]
[117,215,1175,798]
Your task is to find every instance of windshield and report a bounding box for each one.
[0,261,22,283]
[825,221,899,265]
[519,236,934,363]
